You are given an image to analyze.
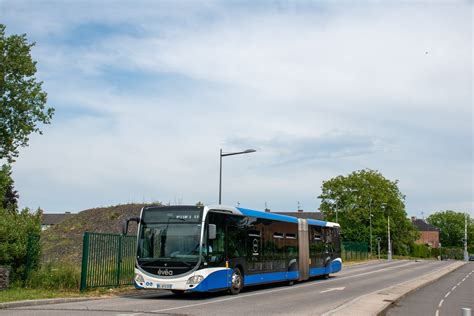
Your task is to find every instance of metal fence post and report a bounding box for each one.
[116,234,123,287]
[80,232,90,292]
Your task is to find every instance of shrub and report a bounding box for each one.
[410,243,431,258]
[26,263,80,290]
[0,207,42,282]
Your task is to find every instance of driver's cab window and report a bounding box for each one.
[207,212,226,264]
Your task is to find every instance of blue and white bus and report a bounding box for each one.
[123,205,341,295]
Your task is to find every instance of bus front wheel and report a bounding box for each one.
[229,268,243,295]
[171,290,185,296]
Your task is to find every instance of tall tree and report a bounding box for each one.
[427,211,473,248]
[318,169,418,256]
[0,164,19,212]
[0,24,54,163]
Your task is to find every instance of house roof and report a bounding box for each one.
[412,219,439,232]
[274,211,325,221]
[41,213,75,225]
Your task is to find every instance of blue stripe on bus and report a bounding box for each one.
[307,219,330,227]
[309,259,342,277]
[237,208,299,223]
[331,259,342,273]
[190,269,231,292]
[244,271,299,286]
[309,267,327,277]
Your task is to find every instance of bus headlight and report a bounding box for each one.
[186,275,204,285]
[135,273,145,284]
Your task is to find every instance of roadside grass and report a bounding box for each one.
[0,262,138,304]
[0,288,83,303]
[0,286,137,303]
[343,257,380,266]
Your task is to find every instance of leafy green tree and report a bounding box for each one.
[0,164,19,212]
[318,169,418,256]
[0,24,54,163]
[427,211,473,249]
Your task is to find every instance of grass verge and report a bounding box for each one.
[0,286,137,304]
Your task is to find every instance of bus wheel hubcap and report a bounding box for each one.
[232,272,241,289]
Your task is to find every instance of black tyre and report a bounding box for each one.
[171,290,185,296]
[229,268,243,295]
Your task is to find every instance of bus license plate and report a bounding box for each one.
[156,284,172,289]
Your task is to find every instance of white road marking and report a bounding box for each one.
[151,261,418,313]
[437,269,472,316]
[320,287,345,293]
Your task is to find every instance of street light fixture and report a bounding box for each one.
[219,148,256,204]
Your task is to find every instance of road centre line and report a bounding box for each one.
[151,261,422,313]
[437,268,472,315]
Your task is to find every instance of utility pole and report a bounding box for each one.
[387,216,392,261]
[376,237,381,259]
[464,213,469,262]
[369,197,373,258]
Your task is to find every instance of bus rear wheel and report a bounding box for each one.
[229,268,243,295]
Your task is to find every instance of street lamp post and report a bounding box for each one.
[218,148,256,204]
[369,197,373,258]
[464,213,469,262]
[387,215,392,261]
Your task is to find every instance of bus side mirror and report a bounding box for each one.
[123,217,140,235]
[208,224,216,240]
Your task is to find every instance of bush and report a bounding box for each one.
[410,243,431,258]
[0,207,42,282]
[26,263,80,290]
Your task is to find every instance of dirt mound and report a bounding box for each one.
[41,203,152,265]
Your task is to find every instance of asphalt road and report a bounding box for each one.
[1,260,460,316]
[387,262,473,316]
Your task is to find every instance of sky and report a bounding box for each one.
[0,1,472,217]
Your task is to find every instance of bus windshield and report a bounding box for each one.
[137,207,203,266]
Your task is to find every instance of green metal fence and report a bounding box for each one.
[80,232,136,291]
[342,241,368,261]
[25,232,41,283]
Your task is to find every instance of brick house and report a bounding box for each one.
[411,217,440,248]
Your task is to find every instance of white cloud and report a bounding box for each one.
[1,1,472,216]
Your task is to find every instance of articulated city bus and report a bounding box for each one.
[123,205,341,295]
